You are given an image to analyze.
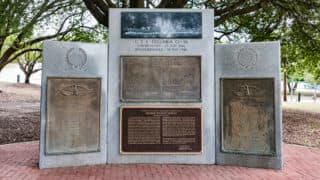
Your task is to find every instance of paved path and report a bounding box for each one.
[0,141,319,180]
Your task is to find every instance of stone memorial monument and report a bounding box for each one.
[39,8,282,170]
[108,9,215,164]
[215,42,283,169]
[39,41,108,168]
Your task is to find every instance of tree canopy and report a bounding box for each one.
[83,0,320,40]
[1,0,320,88]
[0,0,101,71]
[82,0,320,100]
[82,0,320,68]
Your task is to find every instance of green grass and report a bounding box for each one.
[282,102,320,113]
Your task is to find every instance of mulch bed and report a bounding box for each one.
[0,90,319,148]
[283,109,320,148]
[0,111,39,144]
[0,92,40,144]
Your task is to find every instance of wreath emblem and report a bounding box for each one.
[66,48,88,71]
[237,47,257,70]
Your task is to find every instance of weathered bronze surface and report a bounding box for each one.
[120,56,201,102]
[221,78,276,155]
[46,77,101,155]
[121,107,202,153]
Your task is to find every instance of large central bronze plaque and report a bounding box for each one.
[46,77,101,155]
[120,107,202,154]
[120,56,201,102]
[221,78,275,156]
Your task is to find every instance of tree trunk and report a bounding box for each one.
[283,71,287,101]
[287,82,292,94]
[292,82,298,94]
[157,0,187,8]
[0,47,17,71]
[0,61,7,72]
[130,0,145,8]
[314,82,317,102]
[24,73,31,84]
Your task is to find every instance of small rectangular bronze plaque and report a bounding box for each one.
[45,77,101,155]
[120,107,202,154]
[221,78,276,155]
[120,56,201,102]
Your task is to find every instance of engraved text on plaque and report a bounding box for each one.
[46,77,101,155]
[121,107,202,153]
[221,78,275,155]
[121,56,201,102]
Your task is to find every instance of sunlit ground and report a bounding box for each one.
[282,101,320,113]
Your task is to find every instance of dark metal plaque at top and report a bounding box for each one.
[121,107,202,154]
[121,56,201,102]
[45,77,101,155]
[121,12,202,39]
[221,78,276,156]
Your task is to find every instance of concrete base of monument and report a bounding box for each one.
[216,154,283,169]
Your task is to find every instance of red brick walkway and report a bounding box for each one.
[0,141,319,180]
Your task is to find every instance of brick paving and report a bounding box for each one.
[0,141,319,180]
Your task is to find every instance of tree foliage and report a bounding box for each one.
[0,0,91,71]
[83,1,320,68]
[62,26,108,43]
[83,1,320,39]
[83,0,320,101]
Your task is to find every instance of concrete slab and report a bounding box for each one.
[214,42,283,169]
[39,41,108,168]
[108,8,215,164]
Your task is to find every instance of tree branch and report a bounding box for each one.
[9,48,42,62]
[32,68,42,73]
[83,0,108,27]
[18,60,28,74]
[25,28,72,46]
[215,0,246,16]
[157,0,188,8]
[215,25,242,40]
[23,12,81,47]
[130,0,145,8]
[215,0,270,26]
[13,0,50,47]
[92,0,113,11]
[0,13,79,64]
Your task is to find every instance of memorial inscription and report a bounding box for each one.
[133,39,189,52]
[120,56,201,102]
[221,78,276,155]
[45,77,101,155]
[120,107,202,153]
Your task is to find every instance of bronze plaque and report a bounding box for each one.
[120,56,201,102]
[221,78,276,155]
[45,77,101,155]
[120,107,202,153]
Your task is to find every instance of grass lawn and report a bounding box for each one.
[282,102,320,113]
